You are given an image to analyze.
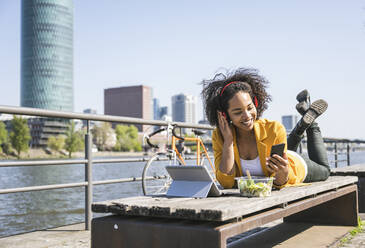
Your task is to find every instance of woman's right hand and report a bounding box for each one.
[217,111,233,144]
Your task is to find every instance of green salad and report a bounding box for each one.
[236,177,274,197]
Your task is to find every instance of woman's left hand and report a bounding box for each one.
[266,152,289,186]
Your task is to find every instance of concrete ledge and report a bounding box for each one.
[331,164,365,212]
[228,222,353,248]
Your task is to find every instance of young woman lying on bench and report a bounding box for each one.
[201,68,330,189]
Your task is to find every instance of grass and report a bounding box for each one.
[339,217,365,246]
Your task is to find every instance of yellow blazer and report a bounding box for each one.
[212,118,306,189]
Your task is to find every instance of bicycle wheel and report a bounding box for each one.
[142,154,184,196]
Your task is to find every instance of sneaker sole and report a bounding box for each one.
[302,99,328,125]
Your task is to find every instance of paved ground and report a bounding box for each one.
[0,223,89,248]
[1,215,364,248]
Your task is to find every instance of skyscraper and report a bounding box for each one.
[159,106,168,119]
[282,115,299,133]
[104,85,153,132]
[153,98,160,120]
[171,93,196,124]
[21,0,74,111]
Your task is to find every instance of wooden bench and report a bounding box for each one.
[331,164,365,212]
[91,176,358,248]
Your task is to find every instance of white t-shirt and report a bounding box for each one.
[240,156,264,176]
[240,151,308,181]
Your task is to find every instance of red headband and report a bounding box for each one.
[220,81,259,108]
[220,81,239,96]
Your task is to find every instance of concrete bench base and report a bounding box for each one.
[331,164,365,212]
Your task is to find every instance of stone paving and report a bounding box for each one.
[0,223,90,248]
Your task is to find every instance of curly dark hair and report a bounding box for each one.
[201,68,272,126]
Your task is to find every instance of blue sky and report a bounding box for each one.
[1,0,365,139]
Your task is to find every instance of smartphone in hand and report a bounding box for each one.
[270,143,285,157]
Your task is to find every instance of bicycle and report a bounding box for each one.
[141,124,215,195]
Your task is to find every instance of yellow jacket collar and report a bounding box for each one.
[233,120,270,177]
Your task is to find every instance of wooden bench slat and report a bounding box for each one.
[92,176,357,221]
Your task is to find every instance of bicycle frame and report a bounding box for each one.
[142,124,216,195]
[171,135,215,173]
[144,124,215,173]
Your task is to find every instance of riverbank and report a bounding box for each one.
[0,148,146,160]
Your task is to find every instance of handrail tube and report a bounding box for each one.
[93,157,166,164]
[0,159,88,167]
[0,156,215,168]
[0,182,88,194]
[0,176,168,194]
[0,105,214,129]
[0,176,166,195]
[93,175,167,185]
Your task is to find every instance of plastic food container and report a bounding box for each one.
[235,176,274,197]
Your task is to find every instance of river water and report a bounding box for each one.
[0,151,365,237]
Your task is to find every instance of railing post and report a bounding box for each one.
[85,120,93,230]
[334,142,338,168]
[347,143,350,166]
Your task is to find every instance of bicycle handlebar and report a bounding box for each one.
[145,125,185,149]
[172,125,185,141]
[145,127,166,149]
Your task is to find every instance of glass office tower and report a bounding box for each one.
[21,0,74,111]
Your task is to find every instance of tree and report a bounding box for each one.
[47,135,66,153]
[9,116,31,158]
[64,121,84,157]
[114,124,142,152]
[0,122,9,154]
[91,122,115,151]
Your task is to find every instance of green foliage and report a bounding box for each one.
[64,121,84,157]
[0,122,8,153]
[47,135,66,153]
[114,124,141,152]
[1,142,12,155]
[9,116,31,158]
[91,122,114,151]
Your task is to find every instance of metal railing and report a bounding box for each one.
[0,105,214,230]
[1,105,364,232]
[299,137,365,168]
[323,138,365,168]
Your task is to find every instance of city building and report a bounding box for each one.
[104,85,153,132]
[2,115,69,148]
[20,0,74,147]
[21,0,74,111]
[153,98,160,120]
[171,93,196,123]
[159,106,168,120]
[153,98,169,121]
[28,117,69,147]
[281,115,299,133]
